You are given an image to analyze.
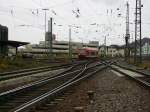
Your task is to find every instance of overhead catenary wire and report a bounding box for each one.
[0,0,138,45]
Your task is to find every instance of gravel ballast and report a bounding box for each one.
[49,69,150,112]
[0,68,65,92]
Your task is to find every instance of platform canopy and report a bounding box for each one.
[0,40,29,47]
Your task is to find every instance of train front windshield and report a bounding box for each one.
[79,49,86,55]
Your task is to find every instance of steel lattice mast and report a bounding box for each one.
[134,0,142,64]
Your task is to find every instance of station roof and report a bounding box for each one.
[0,40,29,47]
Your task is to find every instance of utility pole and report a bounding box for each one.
[42,9,49,40]
[69,27,72,60]
[48,18,53,60]
[104,36,107,57]
[42,8,49,56]
[125,2,130,61]
[134,0,143,64]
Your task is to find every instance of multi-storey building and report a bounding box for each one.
[0,25,8,56]
[141,42,150,56]
[0,25,29,57]
[22,40,99,58]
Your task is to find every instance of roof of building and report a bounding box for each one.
[0,40,29,47]
[129,37,150,48]
[79,47,98,51]
[99,45,124,49]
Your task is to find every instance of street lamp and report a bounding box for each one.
[68,25,81,60]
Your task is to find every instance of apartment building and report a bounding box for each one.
[99,45,124,57]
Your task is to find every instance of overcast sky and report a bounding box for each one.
[0,0,150,45]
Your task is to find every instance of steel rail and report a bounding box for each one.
[0,63,73,76]
[13,62,107,112]
[0,61,87,82]
[0,61,92,112]
[114,63,150,76]
[110,64,150,88]
[0,62,83,97]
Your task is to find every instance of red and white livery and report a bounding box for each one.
[78,47,98,59]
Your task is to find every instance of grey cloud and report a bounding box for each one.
[91,0,121,5]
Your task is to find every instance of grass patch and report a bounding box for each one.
[127,58,150,69]
[0,57,51,72]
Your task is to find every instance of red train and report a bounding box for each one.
[78,47,98,59]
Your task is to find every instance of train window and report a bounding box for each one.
[80,49,86,54]
[91,52,95,55]
[86,50,89,55]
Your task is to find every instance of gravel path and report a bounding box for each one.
[49,69,150,112]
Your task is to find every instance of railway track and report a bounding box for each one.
[0,60,105,112]
[0,61,86,82]
[110,64,150,88]
[13,61,107,112]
